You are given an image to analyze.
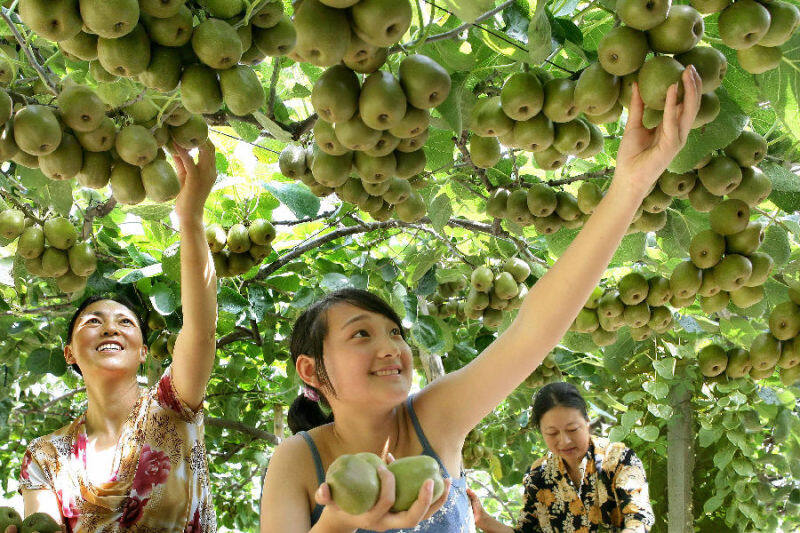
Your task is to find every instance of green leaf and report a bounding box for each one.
[698,426,723,447]
[262,181,320,219]
[668,89,747,173]
[218,286,249,315]
[26,348,67,376]
[428,194,453,233]
[755,32,800,141]
[647,402,673,419]
[411,314,445,354]
[732,457,755,477]
[714,445,735,470]
[763,162,800,213]
[657,210,692,258]
[603,330,634,373]
[653,357,676,379]
[643,381,669,399]
[47,180,73,216]
[610,232,646,265]
[528,1,552,65]
[762,224,791,267]
[621,409,643,430]
[704,493,726,514]
[320,273,351,291]
[438,0,495,22]
[546,228,579,257]
[436,71,468,134]
[149,282,177,315]
[634,425,659,441]
[424,128,456,172]
[410,250,442,284]
[123,203,174,221]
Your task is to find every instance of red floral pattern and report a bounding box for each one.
[158,372,186,414]
[184,508,202,533]
[21,451,31,480]
[132,444,171,497]
[118,495,149,528]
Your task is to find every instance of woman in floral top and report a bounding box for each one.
[468,382,655,533]
[17,141,219,532]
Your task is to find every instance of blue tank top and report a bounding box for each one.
[300,395,475,532]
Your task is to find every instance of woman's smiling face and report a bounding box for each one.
[66,299,146,376]
[313,302,413,407]
[539,405,591,462]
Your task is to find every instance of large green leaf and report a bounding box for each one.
[763,162,800,213]
[755,32,800,142]
[262,181,320,220]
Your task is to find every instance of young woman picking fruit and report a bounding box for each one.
[260,67,702,533]
[16,142,218,531]
[467,382,654,532]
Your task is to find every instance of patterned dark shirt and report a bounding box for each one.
[514,436,654,533]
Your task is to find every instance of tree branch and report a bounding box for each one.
[454,132,493,192]
[0,302,74,317]
[216,326,258,349]
[40,387,86,409]
[267,56,281,119]
[205,417,280,444]
[446,217,546,266]
[0,187,44,224]
[272,210,337,226]
[0,8,58,95]
[81,197,117,240]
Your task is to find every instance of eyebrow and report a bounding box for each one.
[342,314,370,329]
[83,310,135,320]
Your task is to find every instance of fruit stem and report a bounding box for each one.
[0,7,57,96]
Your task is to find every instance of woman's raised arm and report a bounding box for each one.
[417,66,703,439]
[168,141,219,410]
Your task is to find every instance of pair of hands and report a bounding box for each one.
[169,141,217,225]
[316,453,452,531]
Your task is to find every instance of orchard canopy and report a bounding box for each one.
[0,0,799,530]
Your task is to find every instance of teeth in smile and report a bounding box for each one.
[97,344,121,351]
[374,369,400,376]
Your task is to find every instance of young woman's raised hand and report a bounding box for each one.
[615,65,703,197]
[169,141,217,223]
[315,467,452,531]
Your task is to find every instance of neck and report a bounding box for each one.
[83,374,141,442]
[329,401,404,458]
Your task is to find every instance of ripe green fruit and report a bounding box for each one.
[647,5,704,54]
[20,511,62,533]
[700,291,729,313]
[750,332,781,370]
[192,18,243,69]
[398,54,451,109]
[471,96,514,137]
[467,288,490,311]
[503,257,531,283]
[709,199,750,236]
[553,120,590,156]
[676,46,727,94]
[140,0,184,18]
[574,63,620,116]
[586,101,623,125]
[591,327,618,347]
[141,159,180,203]
[0,507,22,532]
[687,181,721,212]
[778,337,800,369]
[770,301,800,340]
[743,252,773,287]
[249,219,276,246]
[14,105,62,156]
[58,85,105,133]
[725,221,764,255]
[713,254,753,292]
[513,114,554,152]
[471,266,494,292]
[279,145,308,179]
[0,209,24,240]
[690,0,730,14]
[39,132,82,182]
[141,6,193,47]
[577,182,603,215]
[68,241,97,277]
[699,344,728,377]
[43,217,77,250]
[646,276,673,307]
[725,348,752,378]
[718,0,771,49]
[493,271,519,300]
[206,224,227,253]
[335,115,381,152]
[79,0,139,38]
[574,307,599,333]
[486,188,510,219]
[170,114,209,150]
[76,116,115,152]
[670,260,703,299]
[641,185,673,214]
[20,0,82,41]
[576,120,604,159]
[637,56,685,111]
[393,149,425,179]
[382,178,412,205]
[728,166,771,207]
[693,92,721,129]
[219,65,265,117]
[698,269,721,297]
[599,310,626,331]
[648,305,673,332]
[729,285,764,308]
[780,364,800,386]
[597,26,648,76]
[555,191,581,221]
[180,64,223,115]
[617,0,670,30]
[326,453,382,515]
[598,290,625,318]
[41,247,70,277]
[526,183,557,217]
[354,151,395,184]
[689,230,725,269]
[394,191,426,222]
[227,224,251,253]
[760,1,800,47]
[482,307,504,328]
[542,78,578,123]
[110,162,146,205]
[725,130,767,167]
[253,16,297,57]
[251,0,283,28]
[351,0,411,47]
[698,156,742,196]
[533,146,567,171]
[500,72,543,120]
[619,272,649,305]
[396,130,428,153]
[658,171,697,197]
[116,125,158,167]
[97,24,151,77]
[388,107,430,140]
[623,301,651,328]
[469,135,501,169]
[17,226,45,259]
[387,455,445,512]
[359,71,406,131]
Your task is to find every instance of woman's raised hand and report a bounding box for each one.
[169,141,217,224]
[315,466,452,531]
[614,65,703,197]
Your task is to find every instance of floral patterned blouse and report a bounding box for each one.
[514,436,654,533]
[19,366,215,532]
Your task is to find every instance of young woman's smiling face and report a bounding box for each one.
[316,303,413,407]
[65,299,146,376]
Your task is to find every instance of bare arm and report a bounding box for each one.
[169,141,218,410]
[416,67,704,438]
[21,488,64,525]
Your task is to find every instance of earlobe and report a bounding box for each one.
[64,345,75,365]
[296,354,321,388]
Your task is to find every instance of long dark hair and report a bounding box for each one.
[531,381,589,429]
[287,288,405,434]
[66,293,148,376]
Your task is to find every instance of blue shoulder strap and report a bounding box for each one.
[404,395,452,479]
[299,431,325,525]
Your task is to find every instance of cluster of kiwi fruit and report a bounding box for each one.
[289,0,412,68]
[145,309,178,361]
[0,83,210,205]
[522,353,563,388]
[467,68,605,172]
[484,185,588,235]
[462,427,489,469]
[0,508,61,533]
[427,259,532,328]
[325,452,444,514]
[18,0,292,118]
[697,328,800,386]
[713,0,800,74]
[571,276,676,347]
[0,209,96,293]
[205,218,276,277]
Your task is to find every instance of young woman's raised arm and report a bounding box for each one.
[168,141,219,410]
[417,67,703,437]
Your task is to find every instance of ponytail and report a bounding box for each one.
[288,393,334,434]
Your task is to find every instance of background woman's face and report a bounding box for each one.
[539,405,591,463]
